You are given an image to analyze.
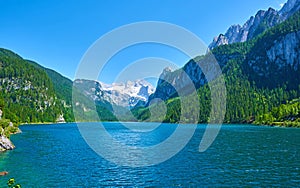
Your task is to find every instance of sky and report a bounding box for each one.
[0,0,286,84]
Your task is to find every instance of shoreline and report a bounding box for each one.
[19,121,300,128]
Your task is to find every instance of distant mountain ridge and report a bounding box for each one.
[209,0,300,49]
[73,79,154,109]
[99,80,155,108]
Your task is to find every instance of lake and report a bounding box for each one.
[0,123,299,187]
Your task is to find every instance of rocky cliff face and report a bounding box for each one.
[266,31,300,71]
[246,30,300,88]
[209,0,300,49]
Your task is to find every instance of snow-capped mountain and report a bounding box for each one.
[74,79,155,108]
[99,80,155,107]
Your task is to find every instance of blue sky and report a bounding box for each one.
[0,0,286,84]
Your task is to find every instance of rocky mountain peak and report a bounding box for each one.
[209,0,300,49]
[225,25,241,43]
[160,67,173,78]
[209,34,229,49]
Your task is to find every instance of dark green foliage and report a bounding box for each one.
[0,119,10,129]
[164,98,181,123]
[28,60,73,104]
[7,178,21,188]
[0,118,19,138]
[27,60,75,122]
[45,68,73,106]
[96,104,118,121]
[131,106,151,121]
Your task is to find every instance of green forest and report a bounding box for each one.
[0,49,63,123]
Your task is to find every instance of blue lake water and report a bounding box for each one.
[0,123,299,187]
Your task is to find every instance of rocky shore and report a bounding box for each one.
[0,135,15,151]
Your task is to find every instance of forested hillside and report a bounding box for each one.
[0,49,64,123]
[132,11,300,127]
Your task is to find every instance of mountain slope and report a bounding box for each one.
[134,9,300,125]
[27,62,121,122]
[150,11,300,101]
[27,60,75,122]
[0,48,63,123]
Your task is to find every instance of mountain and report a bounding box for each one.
[209,0,300,49]
[151,5,300,102]
[72,79,155,122]
[0,47,155,123]
[99,80,155,108]
[0,48,66,123]
[0,48,115,123]
[27,60,75,122]
[134,5,300,126]
[74,79,154,108]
